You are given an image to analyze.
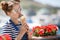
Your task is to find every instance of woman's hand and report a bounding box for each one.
[16,16,30,40]
[15,23,28,40]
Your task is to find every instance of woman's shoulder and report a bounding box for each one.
[2,21,12,28]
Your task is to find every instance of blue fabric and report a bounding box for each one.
[21,33,28,40]
[9,20,20,31]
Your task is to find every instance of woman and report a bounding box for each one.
[1,1,31,40]
[9,0,31,40]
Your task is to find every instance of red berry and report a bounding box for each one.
[38,29,44,35]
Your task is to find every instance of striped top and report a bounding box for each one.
[2,19,28,40]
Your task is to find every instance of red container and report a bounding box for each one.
[0,34,12,40]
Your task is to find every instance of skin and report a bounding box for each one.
[7,2,28,40]
[7,1,22,25]
[1,0,32,40]
[10,2,32,40]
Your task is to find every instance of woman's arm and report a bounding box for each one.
[27,30,32,40]
[15,16,32,40]
[15,25,27,40]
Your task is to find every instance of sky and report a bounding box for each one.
[34,0,60,7]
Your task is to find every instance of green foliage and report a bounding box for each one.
[51,8,57,14]
[30,5,40,10]
[0,0,2,2]
[0,0,9,2]
[33,32,40,37]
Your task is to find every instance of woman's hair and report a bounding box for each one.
[1,1,13,15]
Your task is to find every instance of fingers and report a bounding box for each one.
[22,23,29,30]
[20,16,29,30]
[20,24,29,34]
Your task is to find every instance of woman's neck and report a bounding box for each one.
[11,18,19,25]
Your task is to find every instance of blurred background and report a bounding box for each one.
[0,0,60,34]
